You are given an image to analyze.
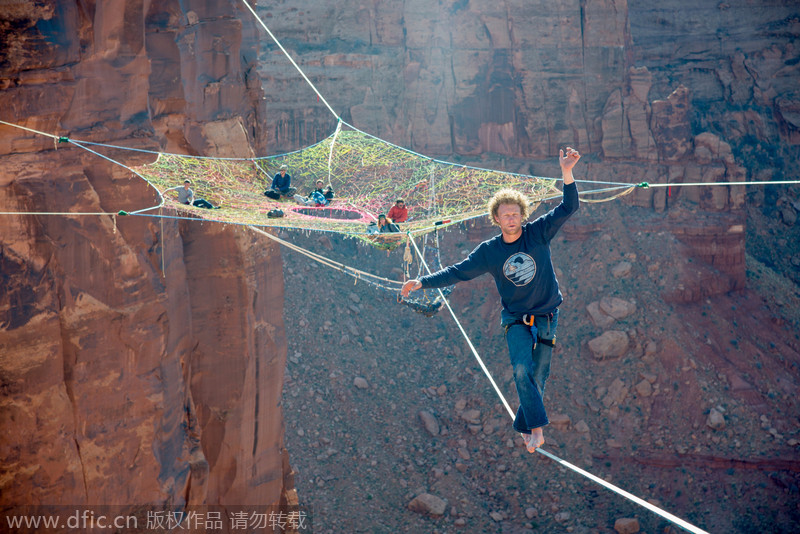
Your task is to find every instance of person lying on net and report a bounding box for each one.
[294,179,334,206]
[167,179,220,209]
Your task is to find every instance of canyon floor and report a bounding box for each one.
[277,197,799,533]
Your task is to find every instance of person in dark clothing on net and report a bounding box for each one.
[264,164,297,199]
[402,147,581,453]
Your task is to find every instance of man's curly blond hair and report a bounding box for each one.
[487,188,530,226]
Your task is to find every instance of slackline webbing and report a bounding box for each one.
[406,234,710,534]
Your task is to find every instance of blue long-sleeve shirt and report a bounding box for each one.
[271,172,292,192]
[419,182,579,317]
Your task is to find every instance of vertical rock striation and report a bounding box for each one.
[1,0,293,512]
[256,0,800,302]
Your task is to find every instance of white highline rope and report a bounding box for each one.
[407,234,515,418]
[0,119,59,139]
[406,234,709,534]
[0,211,116,216]
[327,120,342,186]
[646,180,800,187]
[239,0,339,120]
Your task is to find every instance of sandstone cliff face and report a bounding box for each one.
[257,0,629,157]
[1,0,293,513]
[256,0,799,303]
[2,1,798,529]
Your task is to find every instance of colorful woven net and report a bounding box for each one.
[132,121,560,245]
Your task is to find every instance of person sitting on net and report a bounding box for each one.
[294,179,334,206]
[264,164,297,199]
[168,180,220,209]
[387,198,408,223]
[377,214,400,233]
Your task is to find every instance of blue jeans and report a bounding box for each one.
[501,309,559,433]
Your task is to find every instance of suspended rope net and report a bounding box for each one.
[131,120,561,245]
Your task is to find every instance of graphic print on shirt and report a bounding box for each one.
[503,252,537,286]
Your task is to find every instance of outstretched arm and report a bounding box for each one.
[537,148,581,240]
[559,146,580,185]
[401,246,488,298]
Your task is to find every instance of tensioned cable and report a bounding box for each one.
[0,122,166,217]
[402,185,636,236]
[247,225,402,291]
[239,0,339,120]
[6,120,793,204]
[236,1,763,198]
[642,179,800,187]
[579,185,636,203]
[407,234,515,416]
[327,120,342,186]
[129,207,405,290]
[406,234,710,534]
[66,139,165,214]
[0,119,596,198]
[0,211,117,216]
[0,119,59,140]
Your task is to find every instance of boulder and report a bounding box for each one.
[586,301,616,328]
[418,410,440,436]
[780,206,797,226]
[460,409,481,425]
[408,493,447,516]
[353,376,369,389]
[612,261,632,278]
[614,517,640,533]
[599,297,637,319]
[549,413,571,431]
[589,331,630,360]
[603,378,629,408]
[634,379,653,397]
[707,408,726,430]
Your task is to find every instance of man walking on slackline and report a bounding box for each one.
[402,147,581,452]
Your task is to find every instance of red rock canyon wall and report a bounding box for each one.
[0,0,294,514]
[257,0,800,302]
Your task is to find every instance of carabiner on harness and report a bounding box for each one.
[523,314,538,349]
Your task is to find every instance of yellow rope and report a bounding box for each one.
[579,186,637,203]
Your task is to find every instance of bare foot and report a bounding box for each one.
[521,428,544,453]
